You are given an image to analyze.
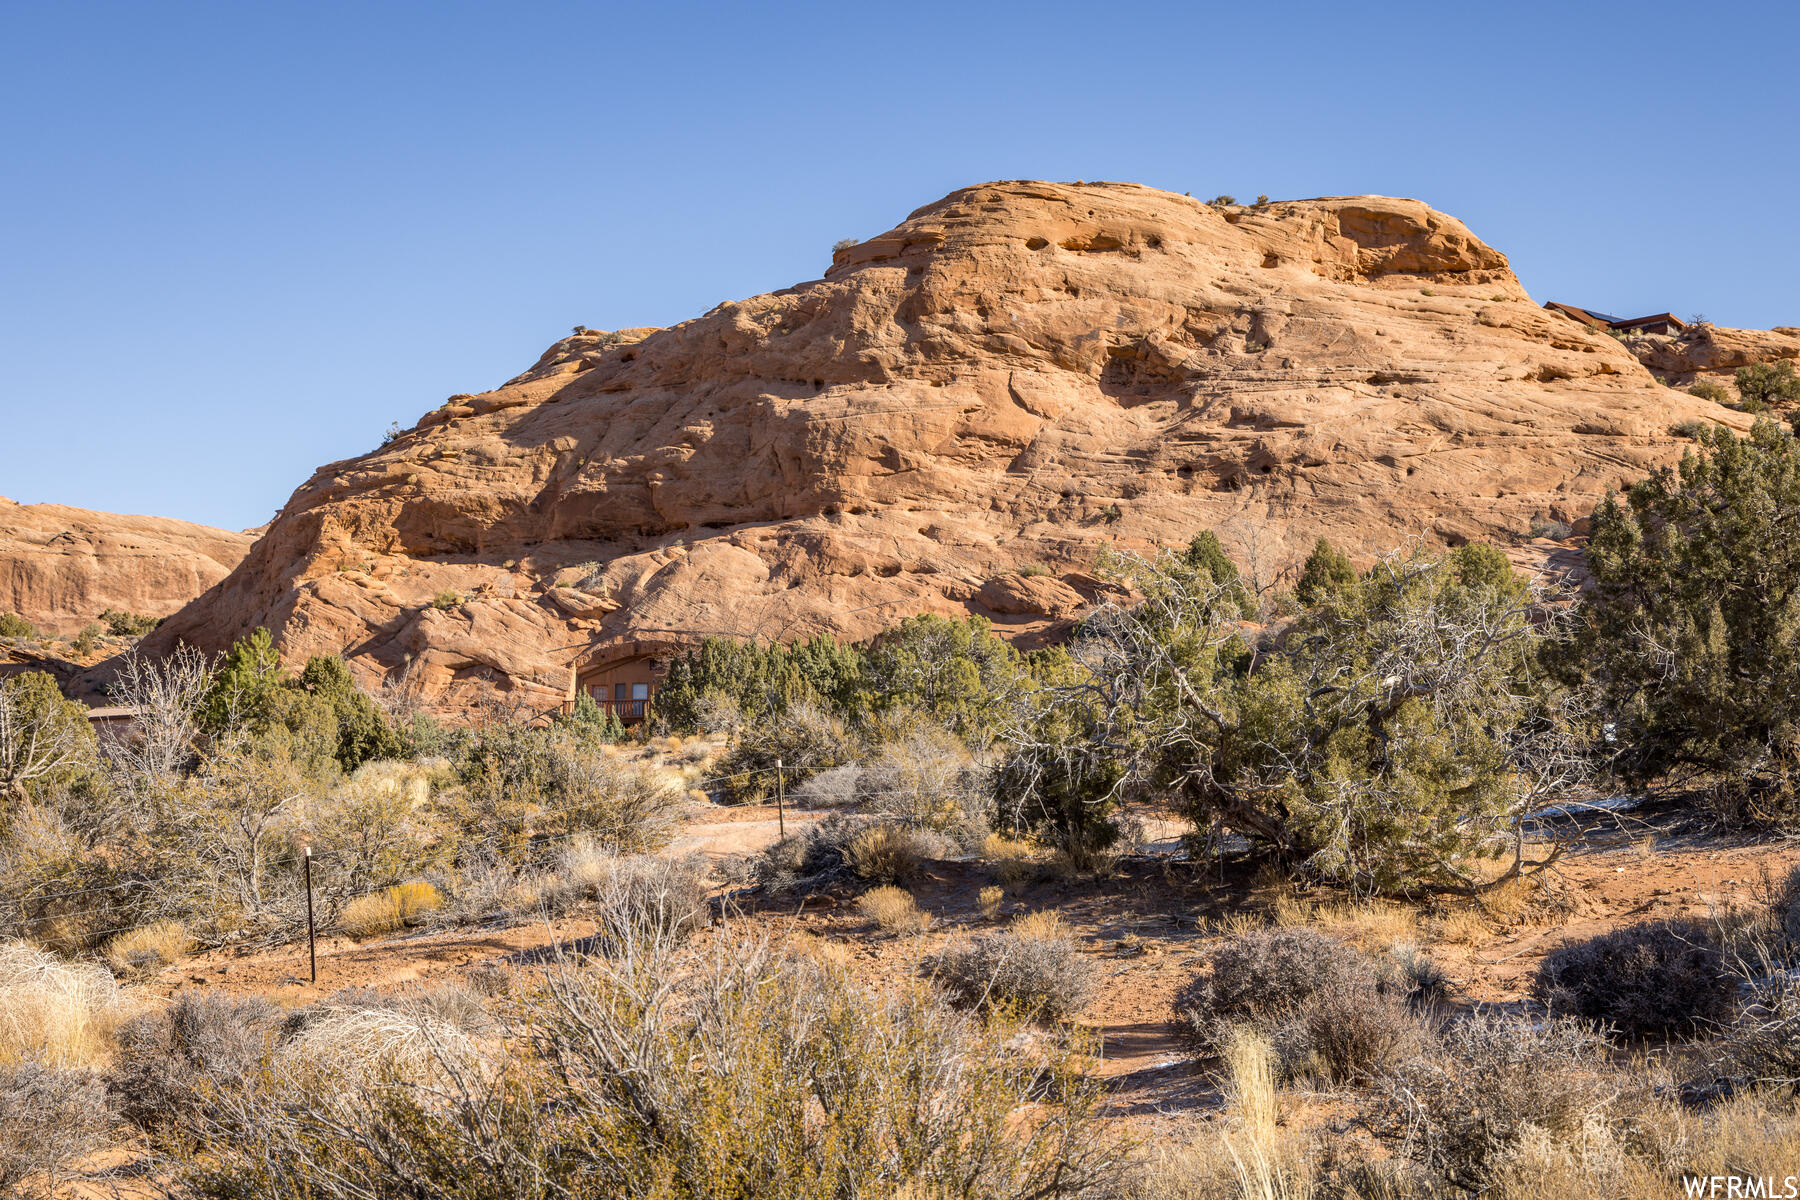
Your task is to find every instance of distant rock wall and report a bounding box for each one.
[0,498,254,635]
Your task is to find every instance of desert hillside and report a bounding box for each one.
[0,497,254,636]
[138,181,1744,709]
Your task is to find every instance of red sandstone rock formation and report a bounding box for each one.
[0,498,253,636]
[134,181,1750,711]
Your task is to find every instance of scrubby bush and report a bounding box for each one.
[713,701,854,803]
[1175,927,1365,1047]
[552,844,710,940]
[450,721,680,852]
[0,612,34,639]
[110,992,280,1138]
[0,1058,113,1197]
[1174,926,1427,1081]
[858,885,931,934]
[176,933,1121,1199]
[1535,918,1735,1038]
[790,763,862,808]
[936,911,1096,1020]
[859,725,990,846]
[1377,1012,1634,1195]
[1578,420,1800,817]
[430,590,462,610]
[757,812,870,891]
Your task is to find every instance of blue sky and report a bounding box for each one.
[3,0,1795,530]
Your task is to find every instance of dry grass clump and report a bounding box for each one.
[338,880,443,939]
[1132,1027,1315,1200]
[936,911,1096,1020]
[1312,898,1417,953]
[1535,917,1736,1038]
[104,919,193,976]
[0,1058,114,1198]
[1431,906,1491,944]
[278,991,487,1085]
[844,821,949,884]
[858,885,931,935]
[983,832,1044,886]
[0,940,134,1067]
[978,885,1004,920]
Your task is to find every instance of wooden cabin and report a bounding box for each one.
[565,638,689,723]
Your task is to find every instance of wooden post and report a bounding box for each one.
[775,757,786,841]
[302,846,317,984]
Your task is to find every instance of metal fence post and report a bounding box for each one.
[302,845,317,984]
[775,758,786,841]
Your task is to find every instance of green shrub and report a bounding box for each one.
[0,671,101,807]
[1002,540,1568,891]
[430,590,462,610]
[64,623,97,656]
[1294,536,1357,607]
[100,609,159,638]
[652,635,864,732]
[1577,421,1800,813]
[0,613,33,639]
[1688,378,1732,405]
[859,614,1030,740]
[1737,361,1800,412]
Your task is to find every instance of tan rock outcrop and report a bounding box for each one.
[134,181,1750,711]
[0,498,254,635]
[1623,324,1800,390]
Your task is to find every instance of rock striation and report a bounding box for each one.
[0,498,254,635]
[135,181,1749,711]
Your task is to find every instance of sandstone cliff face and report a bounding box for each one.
[137,181,1746,711]
[0,498,254,635]
[1623,324,1800,389]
